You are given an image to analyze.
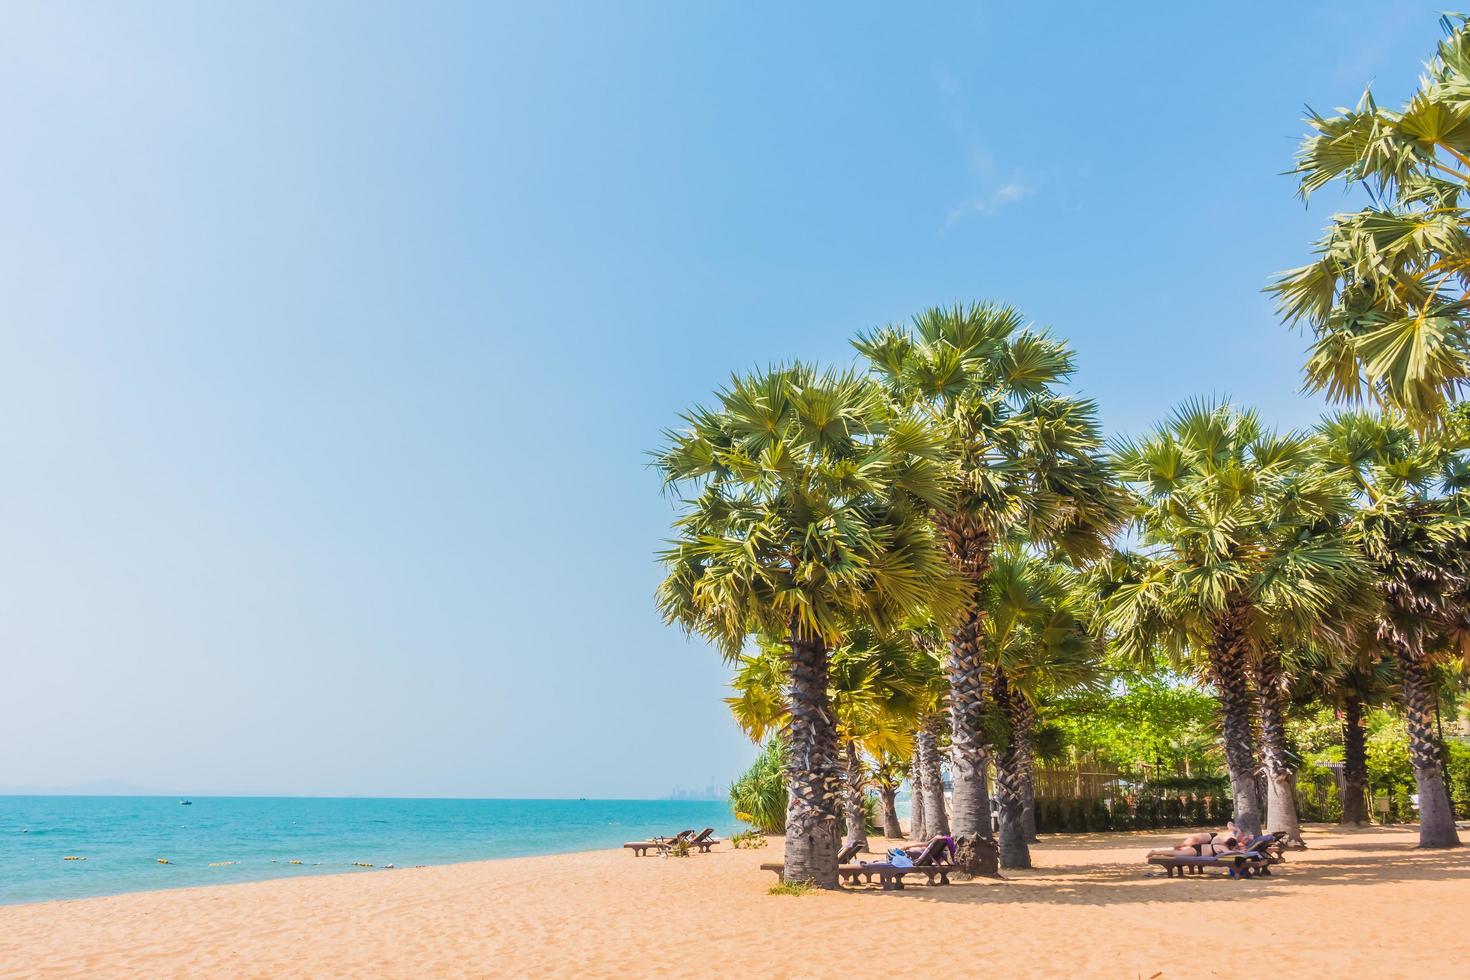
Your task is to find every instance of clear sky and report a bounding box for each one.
[0,1,1445,797]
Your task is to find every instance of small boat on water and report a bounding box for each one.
[179,800,192,806]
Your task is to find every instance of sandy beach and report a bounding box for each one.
[3,824,1466,979]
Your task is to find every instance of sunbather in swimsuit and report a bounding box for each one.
[1147,824,1244,859]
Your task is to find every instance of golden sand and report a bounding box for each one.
[2,824,1465,978]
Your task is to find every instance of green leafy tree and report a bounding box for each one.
[726,628,928,853]
[1287,645,1399,825]
[1313,410,1468,846]
[655,365,965,885]
[729,739,787,834]
[1271,15,1470,426]
[983,549,1103,868]
[1096,402,1367,838]
[854,303,1127,841]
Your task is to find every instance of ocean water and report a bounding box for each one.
[0,796,740,906]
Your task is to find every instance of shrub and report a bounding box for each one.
[768,880,815,897]
[1447,740,1470,818]
[729,739,787,834]
[1392,782,1414,823]
[731,829,767,849]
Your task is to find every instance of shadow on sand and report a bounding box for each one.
[845,824,1469,907]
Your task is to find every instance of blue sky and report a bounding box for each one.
[0,1,1444,797]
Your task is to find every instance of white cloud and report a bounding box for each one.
[946,179,1034,224]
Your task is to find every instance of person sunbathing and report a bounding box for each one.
[1148,823,1244,858]
[902,834,956,864]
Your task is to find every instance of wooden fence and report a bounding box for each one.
[1031,764,1231,833]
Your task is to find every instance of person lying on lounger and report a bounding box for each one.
[1147,823,1245,858]
[902,835,957,865]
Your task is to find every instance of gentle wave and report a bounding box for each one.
[0,796,739,905]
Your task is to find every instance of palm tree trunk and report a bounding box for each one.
[939,515,995,838]
[1208,606,1264,839]
[879,783,903,839]
[909,747,928,840]
[1253,649,1304,846]
[783,621,840,886]
[841,741,869,852]
[992,668,1031,869]
[1014,696,1039,842]
[1393,640,1461,848]
[1340,694,1369,826]
[916,720,950,836]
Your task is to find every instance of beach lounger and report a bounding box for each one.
[623,828,724,856]
[623,829,695,856]
[1237,832,1288,875]
[759,838,952,890]
[758,861,951,890]
[685,827,723,852]
[1147,852,1261,878]
[1146,828,1294,880]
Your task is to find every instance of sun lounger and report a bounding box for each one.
[1146,829,1294,880]
[623,828,724,856]
[1146,852,1260,878]
[759,838,952,890]
[758,861,951,890]
[624,829,694,856]
[685,827,723,851]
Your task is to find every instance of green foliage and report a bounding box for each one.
[1049,672,1221,775]
[768,880,816,896]
[731,829,767,849]
[1272,15,1470,424]
[728,739,787,834]
[853,303,1127,563]
[667,839,691,858]
[1097,401,1368,668]
[1447,740,1470,817]
[1297,762,1344,822]
[655,363,966,658]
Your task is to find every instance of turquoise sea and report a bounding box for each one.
[0,796,740,906]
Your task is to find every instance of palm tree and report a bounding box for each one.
[1270,15,1470,426]
[1288,645,1398,826]
[656,364,965,885]
[854,303,1126,841]
[1097,402,1367,838]
[726,629,930,853]
[1313,410,1467,847]
[907,747,928,840]
[871,752,909,839]
[906,626,953,838]
[984,548,1103,868]
[1252,639,1308,845]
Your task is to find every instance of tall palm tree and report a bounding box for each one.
[1287,644,1399,826]
[726,629,929,853]
[872,752,909,839]
[906,626,952,838]
[984,548,1103,868]
[1097,402,1367,838]
[854,303,1126,841]
[656,364,965,885]
[1313,410,1468,847]
[1271,15,1470,426]
[1252,639,1311,845]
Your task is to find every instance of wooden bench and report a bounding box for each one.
[760,862,952,890]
